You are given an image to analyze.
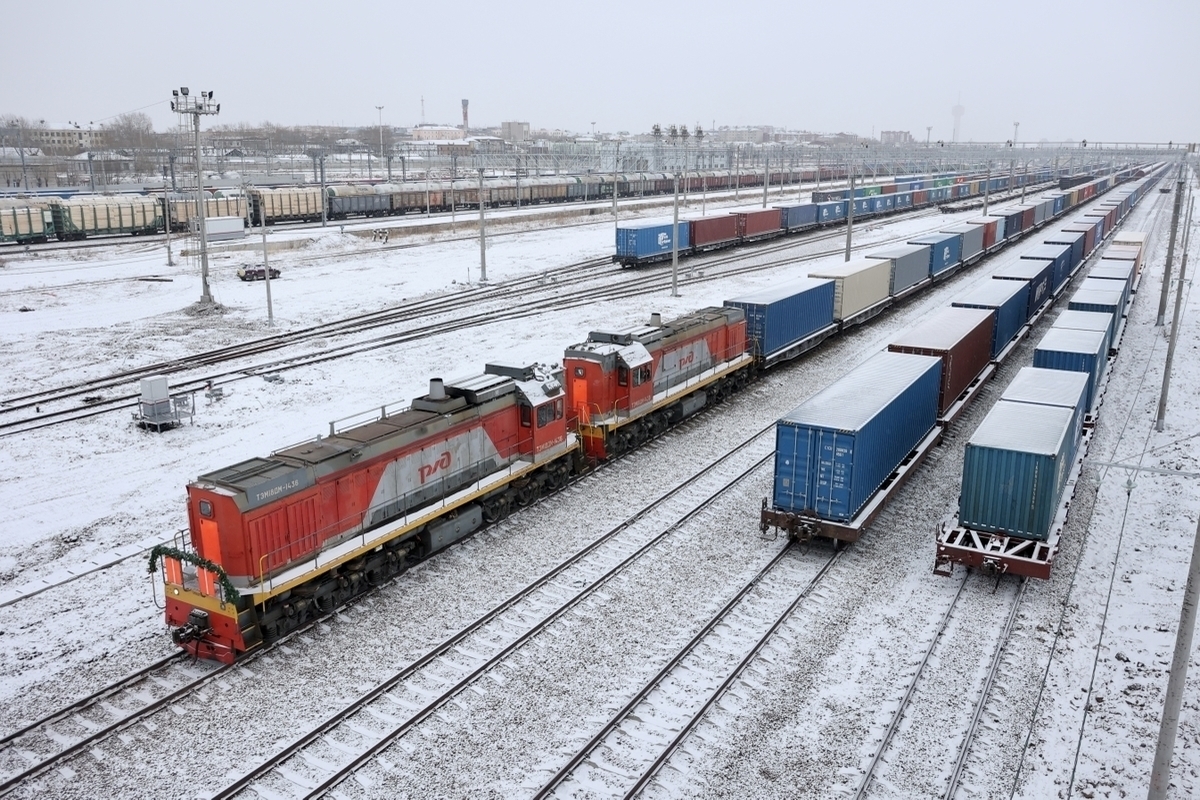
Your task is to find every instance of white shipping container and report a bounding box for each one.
[808,258,892,321]
[205,216,245,241]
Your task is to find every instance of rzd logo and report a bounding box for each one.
[419,451,452,483]
[676,350,695,368]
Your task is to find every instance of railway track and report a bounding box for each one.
[209,426,777,799]
[0,209,949,438]
[847,574,1028,799]
[0,652,219,794]
[534,545,843,800]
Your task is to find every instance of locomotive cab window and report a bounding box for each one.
[617,365,628,386]
[198,500,214,518]
[537,403,557,428]
[634,366,651,386]
[520,404,532,427]
[574,366,586,378]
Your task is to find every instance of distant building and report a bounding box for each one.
[501,121,530,143]
[412,125,465,141]
[880,130,915,146]
[22,124,106,152]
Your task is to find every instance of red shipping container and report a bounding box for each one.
[969,218,999,250]
[690,215,740,248]
[887,306,996,415]
[1021,207,1035,230]
[913,189,930,205]
[881,184,897,194]
[733,209,783,240]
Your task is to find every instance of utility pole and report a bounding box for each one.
[1155,196,1193,431]
[478,168,487,283]
[171,87,219,305]
[1013,122,1019,145]
[762,155,769,208]
[612,140,620,227]
[671,173,680,298]
[261,208,273,326]
[982,161,992,217]
[844,173,856,262]
[376,105,384,178]
[1157,164,1186,326]
[319,154,327,227]
[164,187,174,267]
[1148,509,1200,799]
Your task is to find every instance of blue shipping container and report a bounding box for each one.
[870,195,895,213]
[778,204,819,231]
[909,232,962,275]
[817,201,847,223]
[1053,309,1113,359]
[772,351,941,522]
[1086,264,1133,312]
[1068,285,1124,343]
[1043,230,1086,273]
[992,259,1054,320]
[959,400,1079,540]
[851,198,872,216]
[952,278,1030,358]
[1032,327,1109,409]
[894,192,913,209]
[615,221,691,263]
[1022,243,1073,291]
[725,277,836,359]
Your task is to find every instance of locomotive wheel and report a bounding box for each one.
[516,480,540,506]
[482,495,511,523]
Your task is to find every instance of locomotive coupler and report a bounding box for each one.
[171,608,212,645]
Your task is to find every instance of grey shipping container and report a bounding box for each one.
[992,259,1054,320]
[952,278,1031,358]
[942,222,986,262]
[1032,326,1109,410]
[887,306,995,415]
[959,400,1079,541]
[725,277,836,359]
[867,243,932,295]
[772,351,942,522]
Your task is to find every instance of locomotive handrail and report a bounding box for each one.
[149,545,239,604]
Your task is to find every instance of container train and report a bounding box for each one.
[758,169,1156,583]
[150,164,1158,662]
[612,166,1085,266]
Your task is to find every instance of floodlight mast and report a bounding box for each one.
[171,88,220,305]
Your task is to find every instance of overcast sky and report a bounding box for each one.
[4,0,1196,142]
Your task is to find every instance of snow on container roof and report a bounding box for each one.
[808,258,880,279]
[1036,326,1107,355]
[953,277,1027,305]
[1054,309,1113,333]
[866,244,928,259]
[969,400,1074,455]
[780,351,941,431]
[726,276,833,305]
[888,306,994,351]
[1001,367,1089,408]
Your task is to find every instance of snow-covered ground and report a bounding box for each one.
[1,177,1197,799]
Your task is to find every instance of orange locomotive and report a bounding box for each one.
[153,308,753,662]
